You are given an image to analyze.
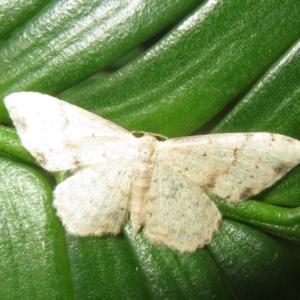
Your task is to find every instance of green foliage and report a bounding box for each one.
[1,0,300,299]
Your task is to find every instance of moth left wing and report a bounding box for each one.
[144,161,221,252]
[4,92,137,171]
[157,133,300,203]
[53,156,134,236]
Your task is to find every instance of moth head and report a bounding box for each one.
[132,130,167,141]
[136,134,159,162]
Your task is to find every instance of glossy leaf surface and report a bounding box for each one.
[1,0,300,299]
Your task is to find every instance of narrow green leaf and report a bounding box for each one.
[61,0,300,137]
[213,39,300,138]
[214,198,300,245]
[209,220,300,300]
[0,0,50,39]
[123,225,234,299]
[0,126,35,164]
[0,156,72,299]
[0,0,201,122]
[66,234,152,299]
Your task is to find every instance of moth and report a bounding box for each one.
[4,92,300,252]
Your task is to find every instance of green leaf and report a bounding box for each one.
[0,0,201,122]
[61,0,300,137]
[1,0,300,299]
[0,0,50,39]
[0,156,72,299]
[213,198,300,245]
[209,220,300,300]
[0,126,35,164]
[66,226,233,299]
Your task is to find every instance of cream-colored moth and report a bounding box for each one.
[4,92,300,252]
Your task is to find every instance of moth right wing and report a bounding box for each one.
[144,160,221,252]
[4,92,137,171]
[157,133,300,203]
[53,156,134,236]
